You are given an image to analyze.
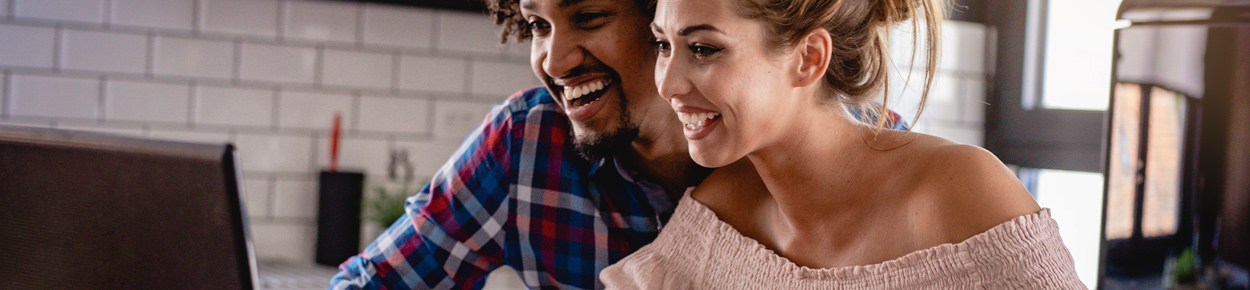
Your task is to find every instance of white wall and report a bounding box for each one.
[0,0,537,264]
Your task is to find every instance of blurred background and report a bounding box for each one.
[0,0,1245,289]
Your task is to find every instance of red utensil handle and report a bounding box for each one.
[330,112,341,172]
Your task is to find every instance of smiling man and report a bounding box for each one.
[328,0,904,289]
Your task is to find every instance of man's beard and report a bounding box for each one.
[571,99,640,161]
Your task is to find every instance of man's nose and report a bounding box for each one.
[542,29,585,79]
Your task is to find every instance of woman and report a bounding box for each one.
[599,0,1085,288]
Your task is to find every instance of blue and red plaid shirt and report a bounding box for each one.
[328,87,907,290]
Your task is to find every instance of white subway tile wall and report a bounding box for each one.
[362,4,433,49]
[251,223,317,263]
[111,0,194,31]
[431,100,496,144]
[239,43,317,84]
[436,10,507,55]
[8,74,99,119]
[272,179,320,219]
[60,29,148,74]
[235,133,314,173]
[0,1,533,271]
[0,2,987,288]
[313,137,390,176]
[357,95,431,134]
[199,0,280,38]
[153,37,235,79]
[104,80,190,123]
[194,86,275,127]
[470,60,538,96]
[12,0,106,24]
[399,55,467,93]
[0,24,55,68]
[282,0,358,43]
[244,178,274,218]
[277,90,353,130]
[320,49,393,89]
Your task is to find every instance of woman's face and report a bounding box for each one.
[651,0,804,167]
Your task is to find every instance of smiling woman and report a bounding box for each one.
[600,0,1086,288]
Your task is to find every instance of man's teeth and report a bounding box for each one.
[563,79,610,101]
[677,112,720,130]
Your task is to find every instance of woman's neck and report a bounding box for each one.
[743,100,883,245]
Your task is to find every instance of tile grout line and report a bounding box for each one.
[97,75,107,122]
[232,39,241,84]
[266,176,276,220]
[1,70,8,119]
[145,31,154,78]
[462,57,472,96]
[271,87,280,131]
[187,80,197,128]
[275,0,286,43]
[390,51,400,94]
[102,0,112,29]
[191,0,201,35]
[425,97,436,141]
[351,91,361,133]
[313,45,323,88]
[52,25,62,72]
[429,10,439,54]
[355,3,364,47]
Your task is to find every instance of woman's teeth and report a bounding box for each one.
[563,79,610,102]
[677,112,720,131]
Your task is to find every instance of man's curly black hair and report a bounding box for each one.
[484,0,531,43]
[484,0,655,44]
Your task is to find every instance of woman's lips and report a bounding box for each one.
[675,110,721,140]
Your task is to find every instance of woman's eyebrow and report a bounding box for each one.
[651,23,725,36]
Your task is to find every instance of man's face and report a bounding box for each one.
[520,0,658,159]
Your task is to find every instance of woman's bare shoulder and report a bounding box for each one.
[690,159,770,220]
[900,135,1041,242]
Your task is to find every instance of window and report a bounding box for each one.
[1035,0,1125,111]
[1021,168,1105,289]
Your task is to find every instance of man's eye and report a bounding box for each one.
[690,44,722,58]
[574,12,610,29]
[528,20,551,35]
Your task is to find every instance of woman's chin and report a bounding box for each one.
[690,147,737,169]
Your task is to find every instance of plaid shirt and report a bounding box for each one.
[329,87,907,290]
[329,87,674,290]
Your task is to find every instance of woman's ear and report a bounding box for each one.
[793,29,832,88]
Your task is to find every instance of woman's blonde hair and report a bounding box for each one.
[735,0,943,130]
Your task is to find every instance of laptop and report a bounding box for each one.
[0,125,260,289]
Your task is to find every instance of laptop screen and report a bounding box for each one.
[0,125,259,289]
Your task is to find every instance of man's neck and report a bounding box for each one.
[620,127,708,202]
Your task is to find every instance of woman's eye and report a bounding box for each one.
[650,38,671,55]
[690,44,722,57]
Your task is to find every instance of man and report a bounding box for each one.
[329,0,905,289]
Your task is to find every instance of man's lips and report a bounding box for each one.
[562,78,611,108]
[556,76,616,122]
